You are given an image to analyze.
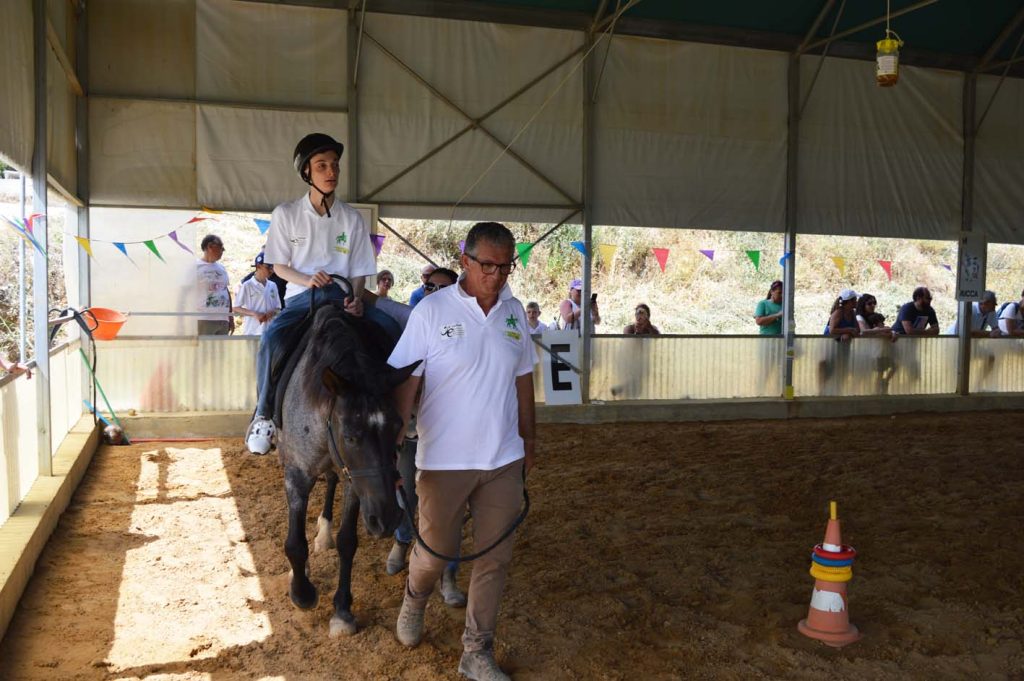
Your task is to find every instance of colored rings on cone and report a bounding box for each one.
[813,543,856,560]
[811,553,855,568]
[809,564,852,582]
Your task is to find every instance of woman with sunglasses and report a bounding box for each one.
[423,268,457,295]
[855,294,897,340]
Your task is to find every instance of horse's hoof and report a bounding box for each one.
[290,581,318,610]
[313,516,335,553]
[329,614,357,637]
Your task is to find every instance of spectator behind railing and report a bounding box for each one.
[376,269,394,299]
[754,280,784,335]
[893,287,939,336]
[624,303,660,335]
[525,301,547,335]
[997,289,1024,337]
[946,290,1001,338]
[824,289,860,342]
[855,294,898,342]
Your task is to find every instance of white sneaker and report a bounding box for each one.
[245,416,275,455]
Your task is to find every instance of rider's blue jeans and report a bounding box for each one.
[254,283,399,418]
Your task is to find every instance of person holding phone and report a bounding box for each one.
[559,278,601,331]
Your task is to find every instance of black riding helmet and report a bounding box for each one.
[293,133,344,217]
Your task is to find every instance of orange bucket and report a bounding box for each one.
[84,307,128,341]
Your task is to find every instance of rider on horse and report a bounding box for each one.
[246,132,396,455]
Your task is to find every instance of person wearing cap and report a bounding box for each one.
[559,278,600,331]
[408,263,437,308]
[196,234,232,335]
[754,280,784,335]
[893,287,940,335]
[825,289,861,342]
[234,253,282,336]
[946,290,1001,337]
[245,132,379,455]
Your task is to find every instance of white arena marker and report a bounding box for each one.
[823,542,843,552]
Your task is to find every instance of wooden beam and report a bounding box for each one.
[46,16,83,96]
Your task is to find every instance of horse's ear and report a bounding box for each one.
[322,367,352,395]
[386,361,422,391]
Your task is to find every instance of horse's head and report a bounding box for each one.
[322,362,419,538]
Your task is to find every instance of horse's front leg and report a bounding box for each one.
[330,483,361,637]
[314,471,339,553]
[284,466,318,610]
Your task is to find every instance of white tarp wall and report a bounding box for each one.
[593,37,788,232]
[84,2,1024,242]
[974,75,1024,245]
[88,0,348,211]
[798,58,964,241]
[358,13,584,224]
[0,0,33,173]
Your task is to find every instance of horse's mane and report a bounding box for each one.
[302,304,397,407]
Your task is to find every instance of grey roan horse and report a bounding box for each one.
[276,298,418,636]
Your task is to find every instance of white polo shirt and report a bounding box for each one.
[387,279,537,471]
[264,194,377,300]
[235,276,282,336]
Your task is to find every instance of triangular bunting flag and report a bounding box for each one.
[699,249,715,261]
[201,206,223,214]
[254,218,270,235]
[113,242,128,257]
[459,240,466,254]
[25,213,44,234]
[143,240,165,262]
[745,250,761,271]
[878,259,893,280]
[186,216,208,224]
[571,241,588,256]
[168,230,194,255]
[652,248,669,272]
[779,252,792,267]
[370,234,385,256]
[941,263,952,272]
[830,256,846,277]
[515,242,533,268]
[74,236,94,258]
[598,244,617,265]
[1,215,46,256]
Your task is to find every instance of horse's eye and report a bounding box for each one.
[344,436,358,447]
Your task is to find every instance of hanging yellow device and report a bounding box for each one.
[876,30,903,87]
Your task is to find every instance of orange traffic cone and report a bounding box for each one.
[798,501,861,647]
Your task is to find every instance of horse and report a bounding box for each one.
[275,295,418,637]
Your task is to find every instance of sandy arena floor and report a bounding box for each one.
[1,413,1023,680]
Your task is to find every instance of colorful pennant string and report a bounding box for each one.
[831,256,846,277]
[597,244,617,265]
[745,250,761,271]
[699,249,715,261]
[571,241,588,256]
[515,242,533,268]
[254,219,270,235]
[878,260,893,280]
[168,230,194,255]
[370,234,386,256]
[652,248,670,272]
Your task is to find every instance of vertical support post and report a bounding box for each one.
[347,4,360,201]
[580,31,595,403]
[956,73,978,396]
[19,176,28,362]
[782,55,800,399]
[32,0,52,475]
[76,0,92,405]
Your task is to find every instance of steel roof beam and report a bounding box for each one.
[976,5,1024,73]
[800,0,940,54]
[798,0,836,54]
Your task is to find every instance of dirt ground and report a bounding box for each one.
[2,413,1023,680]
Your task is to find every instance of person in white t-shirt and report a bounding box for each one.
[389,222,536,681]
[525,301,547,334]
[196,234,232,335]
[234,252,282,336]
[998,289,1024,337]
[245,133,380,455]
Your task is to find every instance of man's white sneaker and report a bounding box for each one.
[458,650,510,681]
[245,416,275,455]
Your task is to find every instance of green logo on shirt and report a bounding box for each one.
[336,233,348,245]
[505,315,518,329]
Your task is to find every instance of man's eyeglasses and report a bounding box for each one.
[424,282,451,292]
[466,253,516,275]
